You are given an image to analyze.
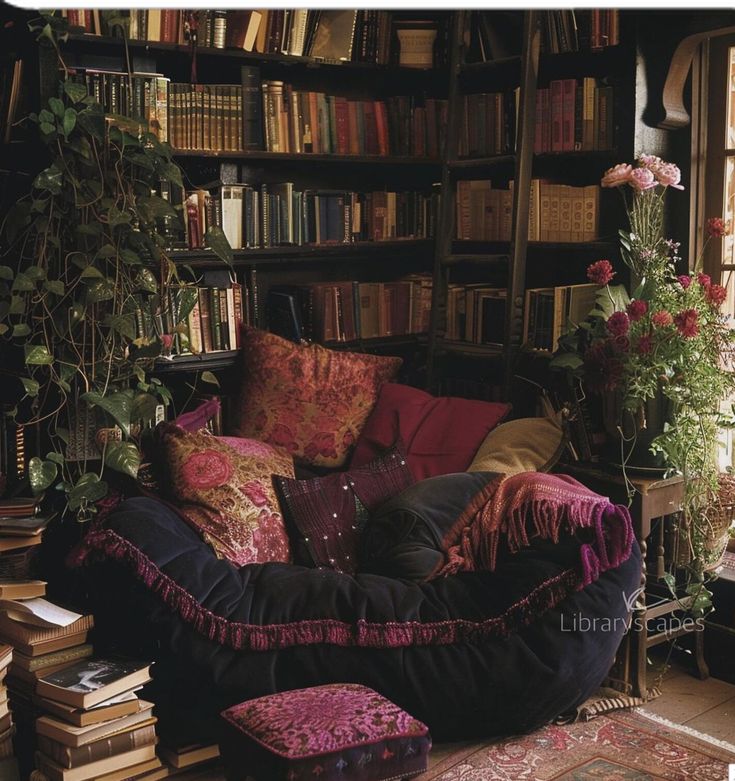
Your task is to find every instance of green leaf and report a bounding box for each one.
[104,440,141,478]
[12,324,31,338]
[39,122,55,136]
[85,279,115,303]
[205,227,233,267]
[201,370,220,387]
[38,109,54,124]
[135,269,158,294]
[24,344,53,365]
[33,164,63,195]
[24,266,46,281]
[55,427,70,445]
[662,572,677,598]
[44,280,65,296]
[20,377,39,396]
[63,80,87,104]
[46,451,65,465]
[80,265,104,279]
[106,206,132,227]
[131,392,159,423]
[549,353,584,371]
[11,273,34,292]
[0,267,13,281]
[0,324,8,336]
[62,108,76,138]
[48,97,65,119]
[28,457,57,494]
[68,473,108,511]
[8,296,25,315]
[105,313,137,340]
[81,390,132,436]
[119,249,142,266]
[161,161,183,188]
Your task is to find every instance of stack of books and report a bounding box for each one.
[523,283,598,352]
[0,499,52,581]
[32,658,161,781]
[0,643,18,779]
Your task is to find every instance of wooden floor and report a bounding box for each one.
[190,658,735,780]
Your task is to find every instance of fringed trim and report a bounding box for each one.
[72,528,581,652]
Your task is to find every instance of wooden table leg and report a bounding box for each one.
[630,513,649,700]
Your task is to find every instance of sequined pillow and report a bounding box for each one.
[231,327,402,468]
[274,445,414,574]
[159,424,294,567]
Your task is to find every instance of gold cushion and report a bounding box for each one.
[468,415,566,475]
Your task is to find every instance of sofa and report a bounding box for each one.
[71,330,641,743]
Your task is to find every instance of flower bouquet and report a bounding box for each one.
[552,155,735,593]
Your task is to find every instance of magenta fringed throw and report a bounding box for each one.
[436,472,634,588]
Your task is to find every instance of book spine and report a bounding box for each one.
[37,725,157,769]
[198,289,214,353]
[550,80,563,153]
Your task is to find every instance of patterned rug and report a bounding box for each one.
[416,709,735,780]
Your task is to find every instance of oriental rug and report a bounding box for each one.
[416,709,735,780]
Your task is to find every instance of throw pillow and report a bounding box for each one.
[350,383,511,480]
[468,415,567,475]
[174,397,221,432]
[159,424,294,567]
[231,327,402,468]
[274,445,414,574]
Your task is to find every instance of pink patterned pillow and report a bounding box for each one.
[159,424,294,567]
[231,327,402,468]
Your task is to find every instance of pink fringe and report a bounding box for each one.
[72,528,581,651]
[437,473,634,589]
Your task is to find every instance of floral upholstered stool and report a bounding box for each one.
[218,683,432,781]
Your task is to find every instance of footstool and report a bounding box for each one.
[218,683,432,781]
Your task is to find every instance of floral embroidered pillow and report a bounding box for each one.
[159,424,294,567]
[231,327,402,468]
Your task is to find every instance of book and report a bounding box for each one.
[0,612,92,646]
[0,598,81,629]
[309,11,358,62]
[36,658,152,710]
[0,497,40,517]
[0,535,42,553]
[157,743,219,769]
[33,689,140,728]
[37,723,157,769]
[0,514,52,536]
[0,645,11,671]
[13,643,93,673]
[8,631,89,658]
[35,744,157,781]
[36,702,155,748]
[0,580,46,599]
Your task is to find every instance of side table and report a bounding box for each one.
[560,463,707,699]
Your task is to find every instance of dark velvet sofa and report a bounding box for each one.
[75,494,641,743]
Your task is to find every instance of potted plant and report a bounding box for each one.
[0,17,230,520]
[552,155,735,613]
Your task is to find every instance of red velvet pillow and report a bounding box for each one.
[350,384,511,480]
[274,445,414,574]
[231,328,402,468]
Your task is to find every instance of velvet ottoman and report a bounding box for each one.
[218,684,431,781]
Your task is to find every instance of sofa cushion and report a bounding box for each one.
[231,328,402,468]
[468,415,567,475]
[159,424,294,567]
[274,445,414,574]
[350,384,511,480]
[218,684,431,781]
[174,397,221,433]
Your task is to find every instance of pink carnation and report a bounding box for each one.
[606,311,630,337]
[677,275,691,289]
[628,167,657,191]
[636,334,653,355]
[601,163,633,188]
[651,310,673,328]
[697,273,711,288]
[638,154,663,169]
[674,309,699,338]
[587,259,616,286]
[706,283,727,307]
[654,162,685,190]
[627,299,648,322]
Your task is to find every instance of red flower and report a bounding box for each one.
[706,283,727,307]
[706,217,726,238]
[611,335,630,352]
[583,342,623,392]
[587,259,616,286]
[674,309,699,338]
[627,299,648,322]
[182,450,233,490]
[677,275,691,289]
[606,311,630,337]
[697,273,711,288]
[651,310,673,328]
[637,334,653,355]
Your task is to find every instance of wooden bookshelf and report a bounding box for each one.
[172,150,442,166]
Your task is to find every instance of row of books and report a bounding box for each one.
[0,418,28,496]
[174,285,245,357]
[261,81,447,157]
[446,285,506,346]
[540,10,620,54]
[0,643,17,780]
[523,283,598,352]
[184,185,439,251]
[267,275,433,344]
[459,91,518,158]
[456,179,600,243]
[534,79,613,154]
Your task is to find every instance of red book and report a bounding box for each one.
[534,88,544,154]
[373,100,388,156]
[561,79,576,152]
[161,10,179,43]
[232,283,244,346]
[363,101,378,155]
[334,97,349,155]
[550,80,564,153]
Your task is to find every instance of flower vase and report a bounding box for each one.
[603,387,674,473]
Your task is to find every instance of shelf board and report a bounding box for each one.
[64,32,443,76]
[173,150,441,166]
[459,55,522,75]
[323,334,427,351]
[439,340,503,356]
[153,350,239,373]
[442,253,509,265]
[170,239,434,266]
[451,239,616,254]
[448,155,515,169]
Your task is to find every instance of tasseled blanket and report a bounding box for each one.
[436,472,634,589]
